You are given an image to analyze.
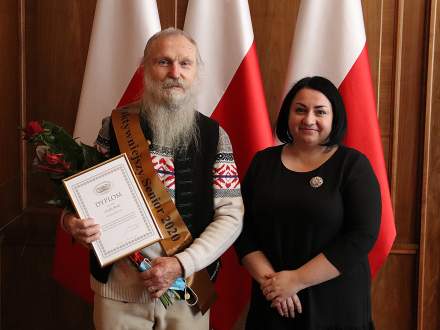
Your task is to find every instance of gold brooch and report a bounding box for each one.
[309,176,323,188]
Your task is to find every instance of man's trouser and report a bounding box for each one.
[94,294,209,330]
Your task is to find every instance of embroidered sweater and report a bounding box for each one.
[90,115,244,303]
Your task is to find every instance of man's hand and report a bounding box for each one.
[139,257,183,298]
[63,213,101,247]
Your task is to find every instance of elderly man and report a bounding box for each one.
[62,28,244,330]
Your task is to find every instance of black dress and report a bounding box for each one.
[235,145,381,330]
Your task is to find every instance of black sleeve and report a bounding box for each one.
[108,120,121,157]
[234,152,262,262]
[323,153,381,273]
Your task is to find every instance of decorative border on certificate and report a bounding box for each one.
[63,154,162,267]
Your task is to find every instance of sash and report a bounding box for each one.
[111,107,217,314]
[111,107,192,254]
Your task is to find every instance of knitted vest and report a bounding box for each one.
[90,112,220,283]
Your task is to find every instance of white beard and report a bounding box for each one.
[141,75,199,153]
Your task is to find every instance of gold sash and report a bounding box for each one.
[111,107,192,254]
[111,107,217,314]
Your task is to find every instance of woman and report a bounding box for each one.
[235,76,381,329]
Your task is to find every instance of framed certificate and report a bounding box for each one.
[63,153,162,267]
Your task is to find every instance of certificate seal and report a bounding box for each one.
[309,176,323,188]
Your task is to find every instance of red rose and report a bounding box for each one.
[45,152,64,165]
[24,121,44,140]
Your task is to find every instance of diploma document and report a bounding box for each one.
[63,154,162,267]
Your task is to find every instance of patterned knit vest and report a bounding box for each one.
[90,112,220,283]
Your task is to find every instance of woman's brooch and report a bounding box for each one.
[309,176,324,188]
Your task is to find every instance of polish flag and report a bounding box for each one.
[283,0,396,276]
[52,0,161,302]
[184,1,273,329]
[73,0,160,145]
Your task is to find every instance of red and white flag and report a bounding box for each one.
[283,0,396,276]
[73,0,161,145]
[184,1,273,329]
[52,0,161,302]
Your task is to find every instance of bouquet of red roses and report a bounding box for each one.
[22,120,186,308]
[22,120,105,207]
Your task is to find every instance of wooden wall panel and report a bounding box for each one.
[25,0,96,207]
[0,1,95,329]
[363,0,398,174]
[25,0,95,127]
[418,1,440,328]
[377,0,398,172]
[362,0,382,99]
[372,254,418,330]
[392,0,427,243]
[249,0,300,125]
[158,0,177,28]
[0,1,23,328]
[2,212,93,330]
[0,0,21,228]
[157,0,188,29]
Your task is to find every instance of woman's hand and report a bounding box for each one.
[271,294,302,318]
[261,270,305,301]
[63,213,101,248]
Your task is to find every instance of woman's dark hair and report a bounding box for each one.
[276,76,347,146]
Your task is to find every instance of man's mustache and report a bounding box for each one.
[162,79,185,89]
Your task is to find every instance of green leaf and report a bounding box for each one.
[42,121,83,169]
[24,120,108,210]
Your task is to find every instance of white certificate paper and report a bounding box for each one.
[63,154,162,267]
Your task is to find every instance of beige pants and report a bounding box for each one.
[93,295,209,330]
